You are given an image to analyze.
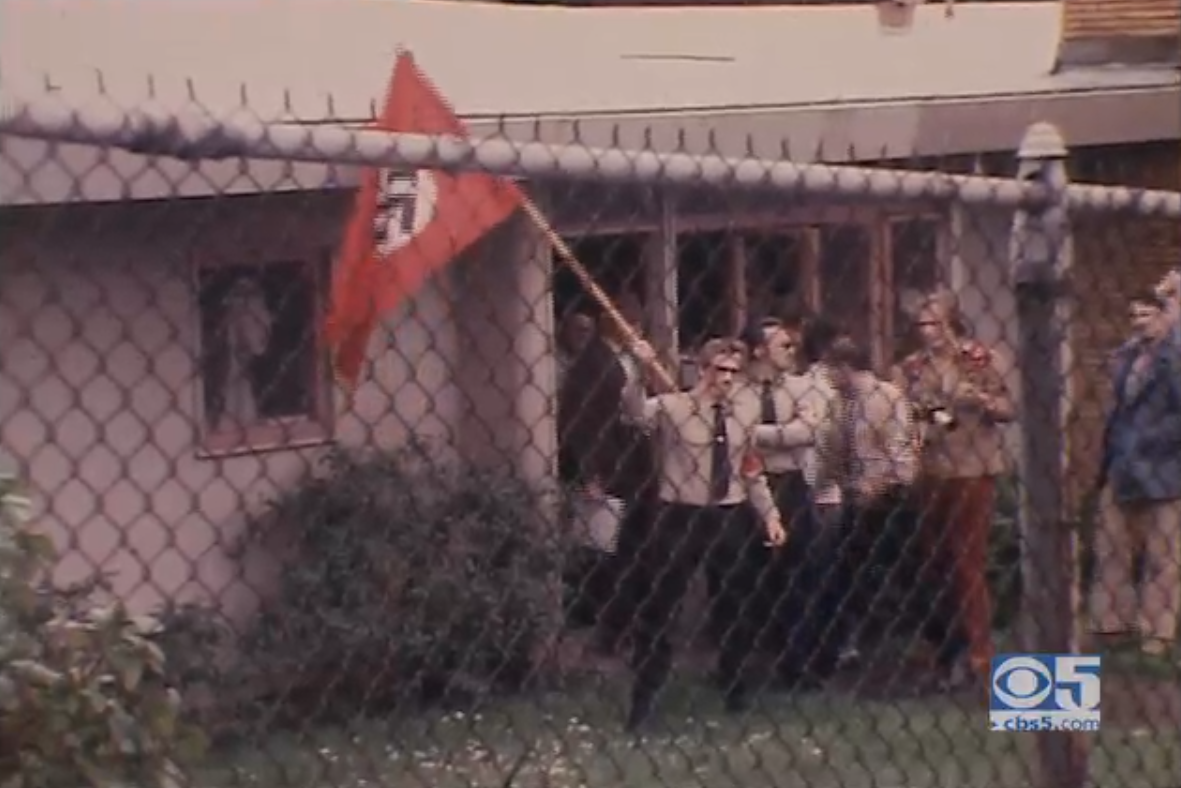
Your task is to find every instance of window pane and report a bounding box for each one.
[890,218,941,359]
[818,224,872,351]
[197,261,318,431]
[554,233,647,321]
[744,232,805,322]
[677,231,731,351]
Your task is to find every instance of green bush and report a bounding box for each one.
[150,602,236,742]
[0,472,205,788]
[988,474,1023,630]
[230,445,570,729]
[986,477,1104,631]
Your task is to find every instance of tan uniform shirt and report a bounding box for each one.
[818,376,918,499]
[891,341,1014,479]
[623,384,779,525]
[749,371,837,483]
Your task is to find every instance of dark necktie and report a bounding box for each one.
[838,395,858,487]
[710,402,732,503]
[760,380,777,425]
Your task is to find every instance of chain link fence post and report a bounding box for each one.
[1010,121,1089,788]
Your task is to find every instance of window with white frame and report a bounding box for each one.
[194,257,333,456]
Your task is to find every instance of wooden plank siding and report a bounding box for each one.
[1058,0,1180,66]
[1062,0,1180,38]
[1066,142,1181,509]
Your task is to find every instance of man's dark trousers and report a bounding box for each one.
[629,502,763,723]
[758,471,831,685]
[820,486,967,672]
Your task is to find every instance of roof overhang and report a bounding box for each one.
[470,83,1181,165]
[1,0,1177,205]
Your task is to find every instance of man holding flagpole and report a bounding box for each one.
[324,52,694,696]
[623,336,785,730]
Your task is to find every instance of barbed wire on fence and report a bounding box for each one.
[3,93,1181,218]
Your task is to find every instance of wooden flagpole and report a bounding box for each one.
[519,197,679,392]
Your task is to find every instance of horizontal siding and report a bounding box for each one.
[1066,142,1181,509]
[1062,0,1181,38]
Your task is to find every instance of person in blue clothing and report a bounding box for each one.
[1090,288,1181,658]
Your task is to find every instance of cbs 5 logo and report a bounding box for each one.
[992,656,1101,711]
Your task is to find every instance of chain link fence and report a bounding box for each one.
[1,81,1180,788]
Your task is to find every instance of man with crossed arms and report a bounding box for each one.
[742,316,837,689]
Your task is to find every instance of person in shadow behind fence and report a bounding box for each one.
[557,315,658,655]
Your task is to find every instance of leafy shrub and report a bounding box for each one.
[150,603,237,742]
[988,474,1023,630]
[0,471,205,788]
[231,445,570,728]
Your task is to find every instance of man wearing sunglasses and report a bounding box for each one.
[622,336,785,731]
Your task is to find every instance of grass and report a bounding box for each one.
[1103,643,1181,682]
[191,670,1180,788]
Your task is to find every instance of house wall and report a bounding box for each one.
[453,213,558,479]
[0,193,555,623]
